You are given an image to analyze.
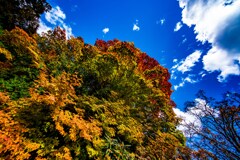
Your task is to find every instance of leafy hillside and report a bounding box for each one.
[0,27,186,159]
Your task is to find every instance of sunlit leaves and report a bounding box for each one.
[0,92,41,159]
[0,27,186,159]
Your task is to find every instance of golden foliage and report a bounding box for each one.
[0,47,12,60]
[0,102,40,159]
[29,71,81,107]
[0,27,44,69]
[0,27,186,159]
[0,92,10,104]
[55,147,72,160]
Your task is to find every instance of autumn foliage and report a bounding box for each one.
[0,27,186,159]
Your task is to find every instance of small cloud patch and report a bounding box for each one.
[173,59,178,63]
[156,18,165,25]
[102,28,109,34]
[133,20,140,31]
[173,75,198,90]
[172,50,202,74]
[45,6,66,25]
[38,20,52,34]
[174,22,182,32]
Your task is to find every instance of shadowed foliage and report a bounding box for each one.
[0,0,51,34]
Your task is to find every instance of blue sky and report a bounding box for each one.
[38,0,240,112]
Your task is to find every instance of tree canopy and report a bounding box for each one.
[0,0,51,34]
[0,27,186,159]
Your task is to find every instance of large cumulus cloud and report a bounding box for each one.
[178,0,240,82]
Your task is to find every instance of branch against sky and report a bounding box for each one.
[174,90,240,159]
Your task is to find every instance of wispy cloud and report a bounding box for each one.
[178,0,240,82]
[182,38,187,44]
[37,20,52,35]
[173,107,201,137]
[45,6,66,25]
[199,71,206,78]
[172,50,202,74]
[37,6,73,39]
[102,27,109,34]
[178,35,187,46]
[181,35,187,44]
[173,75,198,90]
[71,4,78,12]
[174,22,183,32]
[62,24,73,39]
[156,18,165,25]
[173,59,178,63]
[133,20,140,31]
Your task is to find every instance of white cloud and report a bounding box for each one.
[133,20,140,31]
[102,28,109,34]
[178,0,240,81]
[172,50,202,73]
[173,107,201,137]
[202,46,240,82]
[38,6,73,39]
[171,51,201,83]
[133,24,140,31]
[185,76,197,83]
[62,24,73,39]
[173,75,198,90]
[199,71,206,78]
[173,59,178,63]
[174,22,183,32]
[173,81,184,90]
[160,19,165,25]
[179,0,240,43]
[37,20,52,34]
[45,6,66,25]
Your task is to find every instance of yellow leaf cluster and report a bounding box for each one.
[30,71,81,107]
[0,92,10,104]
[0,108,40,159]
[0,27,43,68]
[55,147,72,160]
[0,47,12,60]
[86,145,99,158]
[53,109,102,141]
